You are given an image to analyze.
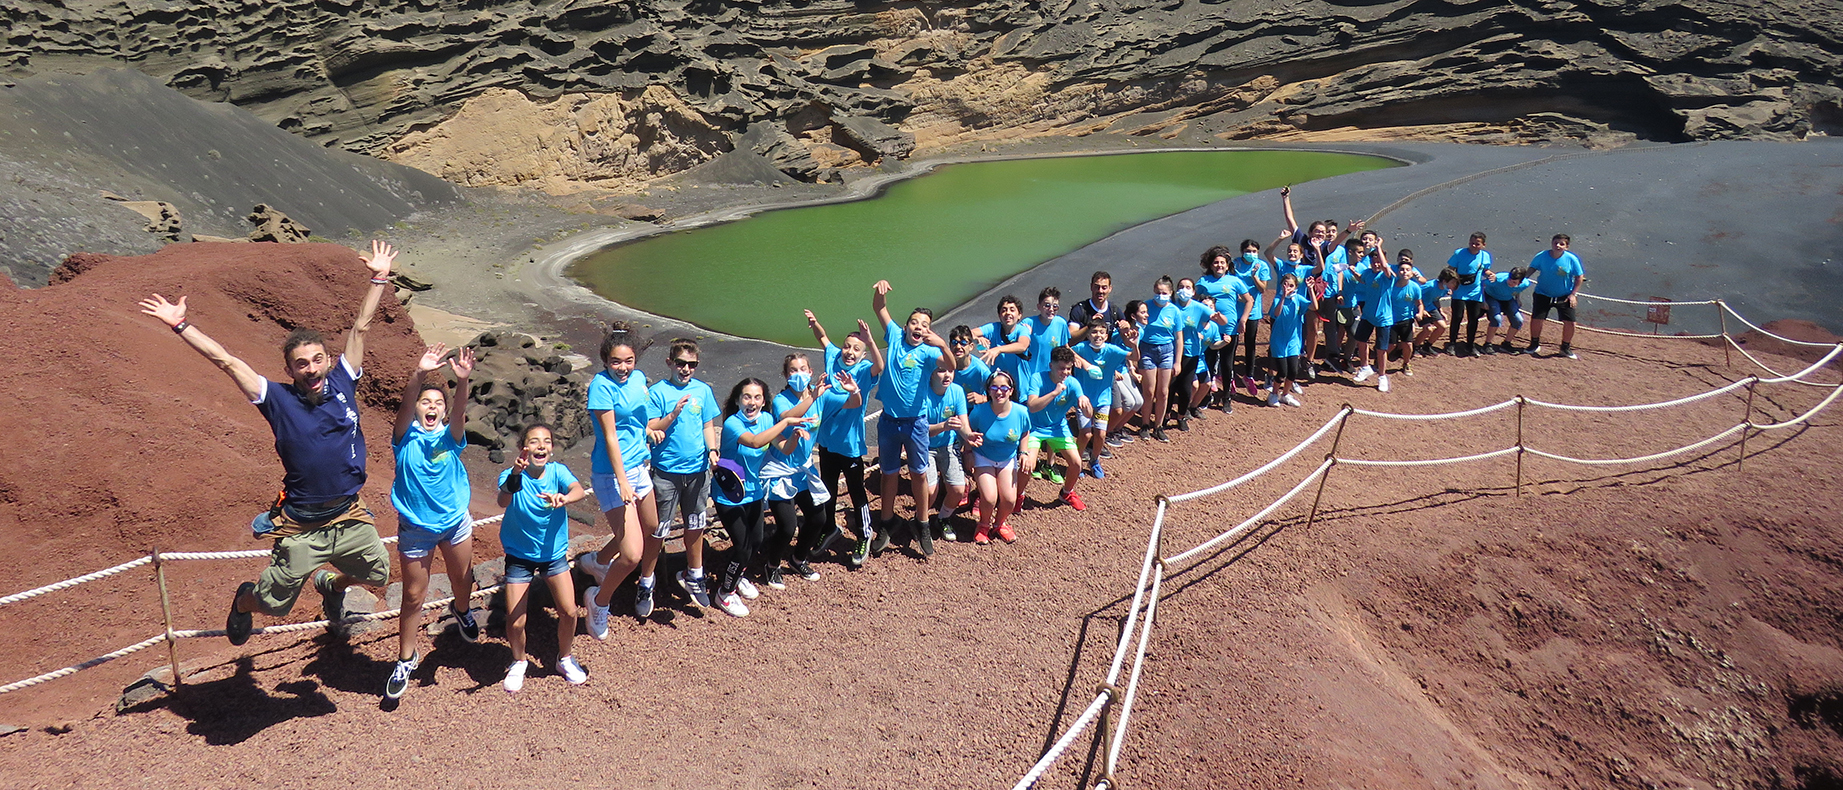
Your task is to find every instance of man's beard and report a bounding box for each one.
[300,382,326,406]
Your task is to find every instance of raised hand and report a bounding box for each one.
[1279,186,1290,198]
[361,240,397,279]
[872,280,893,296]
[855,318,873,339]
[835,370,858,394]
[450,346,476,379]
[804,309,820,329]
[674,394,691,414]
[139,293,187,327]
[417,343,450,372]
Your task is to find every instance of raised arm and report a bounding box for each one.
[804,308,830,348]
[395,342,449,442]
[448,347,474,444]
[871,280,895,329]
[857,319,886,378]
[920,327,955,372]
[1264,231,1288,261]
[139,294,267,402]
[738,414,809,449]
[1280,186,1299,234]
[344,240,398,372]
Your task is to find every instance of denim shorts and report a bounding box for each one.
[1485,296,1525,329]
[395,516,473,560]
[503,553,571,585]
[877,413,931,474]
[592,464,654,512]
[1138,341,1177,371]
[651,468,709,537]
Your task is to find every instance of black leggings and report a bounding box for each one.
[717,500,765,596]
[1239,319,1263,379]
[819,447,869,535]
[768,490,828,565]
[1207,345,1234,400]
[1449,300,1483,346]
[1170,354,1199,413]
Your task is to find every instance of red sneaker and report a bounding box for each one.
[1059,490,1087,511]
[973,524,992,545]
[996,522,1017,543]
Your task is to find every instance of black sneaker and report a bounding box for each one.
[1105,433,1127,448]
[1481,343,1498,355]
[1560,344,1578,359]
[1189,407,1206,421]
[634,580,655,618]
[1100,445,1114,459]
[941,518,959,542]
[226,581,255,646]
[790,561,821,581]
[1499,342,1516,355]
[384,651,419,700]
[452,603,480,643]
[765,566,787,590]
[1152,427,1170,443]
[1219,399,1234,415]
[849,531,870,567]
[313,570,345,637]
[868,519,892,555]
[1175,416,1189,432]
[917,518,936,557]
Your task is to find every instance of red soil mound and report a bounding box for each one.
[0,242,421,721]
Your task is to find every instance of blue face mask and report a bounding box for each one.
[1243,253,1259,263]
[788,371,812,392]
[1176,287,1195,303]
[1152,294,1170,305]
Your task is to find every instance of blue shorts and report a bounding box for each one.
[877,413,931,474]
[502,553,571,585]
[592,465,654,512]
[1485,297,1525,329]
[395,516,473,560]
[1138,341,1177,371]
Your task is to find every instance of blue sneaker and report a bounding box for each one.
[1088,463,1106,480]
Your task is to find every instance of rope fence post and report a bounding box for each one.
[1514,395,1526,497]
[152,548,181,688]
[1717,300,1732,367]
[1738,378,1757,471]
[1303,407,1352,531]
[1095,683,1120,790]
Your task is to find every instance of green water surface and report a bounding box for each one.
[571,150,1395,346]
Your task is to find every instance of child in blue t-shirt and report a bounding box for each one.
[1413,268,1458,356]
[495,424,588,692]
[804,310,885,567]
[1445,232,1493,355]
[961,370,1032,545]
[385,342,480,700]
[1073,314,1131,479]
[1019,346,1094,525]
[923,364,969,547]
[1266,274,1318,407]
[1481,266,1534,355]
[1525,233,1587,358]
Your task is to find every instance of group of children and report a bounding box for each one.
[386,189,1587,697]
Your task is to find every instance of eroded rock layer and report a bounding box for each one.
[6,0,1841,188]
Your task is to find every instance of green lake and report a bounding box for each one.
[570,150,1396,347]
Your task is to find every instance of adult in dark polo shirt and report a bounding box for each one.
[140,241,400,645]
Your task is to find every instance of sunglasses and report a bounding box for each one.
[672,359,699,369]
[988,385,1013,393]
[951,339,972,346]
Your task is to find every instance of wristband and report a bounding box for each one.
[502,472,524,493]
[370,276,390,285]
[171,320,189,334]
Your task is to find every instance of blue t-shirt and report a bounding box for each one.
[769,388,818,468]
[717,411,774,506]
[925,382,968,450]
[1028,373,1081,438]
[1233,257,1273,319]
[646,378,718,475]
[497,462,578,562]
[955,357,992,402]
[1528,250,1585,298]
[391,424,469,531]
[1198,315,1223,348]
[255,354,366,502]
[1178,298,1216,358]
[587,369,650,475]
[1448,248,1492,301]
[1389,279,1422,324]
[969,402,1032,462]
[877,320,943,420]
[1073,341,1130,410]
[1019,315,1071,382]
[818,343,876,457]
[975,321,1028,394]
[1482,271,1535,302]
[1269,292,1313,358]
[812,383,865,458]
[1419,280,1450,314]
[1141,300,1181,347]
[1196,273,1245,325]
[1358,269,1398,326]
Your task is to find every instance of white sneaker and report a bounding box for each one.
[1282,394,1302,407]
[1354,365,1375,383]
[583,586,610,641]
[1377,374,1391,393]
[736,577,760,600]
[503,660,528,693]
[1290,382,1303,394]
[1265,391,1280,407]
[577,551,609,582]
[717,591,750,618]
[557,655,588,685]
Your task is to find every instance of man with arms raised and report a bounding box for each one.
[140,240,400,645]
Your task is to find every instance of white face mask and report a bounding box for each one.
[787,371,811,392]
[1176,287,1194,302]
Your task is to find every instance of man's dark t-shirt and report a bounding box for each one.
[253,355,367,503]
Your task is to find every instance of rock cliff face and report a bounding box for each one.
[6,0,1841,189]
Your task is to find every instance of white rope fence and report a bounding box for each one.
[1020,307,1843,789]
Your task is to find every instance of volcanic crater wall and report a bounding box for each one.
[6,0,1841,190]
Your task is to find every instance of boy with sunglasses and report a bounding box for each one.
[641,338,720,610]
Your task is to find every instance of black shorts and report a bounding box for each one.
[1391,321,1414,344]
[1417,311,1444,328]
[1273,355,1307,381]
[1533,294,1576,322]
[1352,319,1393,350]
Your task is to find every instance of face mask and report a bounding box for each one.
[1152,294,1170,305]
[1243,253,1259,263]
[1176,287,1194,302]
[787,371,812,392]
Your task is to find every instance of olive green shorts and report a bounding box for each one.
[253,519,391,616]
